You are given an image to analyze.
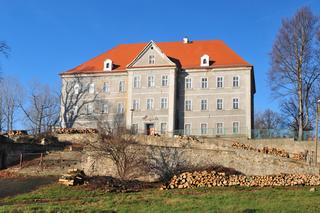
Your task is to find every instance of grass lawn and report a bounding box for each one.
[0,183,320,213]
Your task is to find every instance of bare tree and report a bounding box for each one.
[86,123,145,180]
[20,82,59,134]
[0,77,22,132]
[60,75,99,128]
[269,7,320,140]
[254,109,286,138]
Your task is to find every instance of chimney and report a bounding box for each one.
[183,37,190,44]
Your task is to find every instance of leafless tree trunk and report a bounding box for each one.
[269,7,320,140]
[0,77,22,132]
[60,75,98,128]
[20,82,59,134]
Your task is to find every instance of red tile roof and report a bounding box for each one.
[61,40,251,75]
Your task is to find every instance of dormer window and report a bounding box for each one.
[104,59,112,71]
[200,54,209,67]
[149,55,155,64]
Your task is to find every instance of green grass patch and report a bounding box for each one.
[1,184,320,212]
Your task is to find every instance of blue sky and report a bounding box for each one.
[0,0,319,113]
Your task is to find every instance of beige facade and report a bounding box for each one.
[60,40,255,138]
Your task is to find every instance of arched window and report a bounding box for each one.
[201,54,209,67]
[104,59,112,71]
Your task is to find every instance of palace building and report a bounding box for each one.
[60,38,255,138]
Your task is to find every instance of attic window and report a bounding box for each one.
[200,54,209,67]
[149,55,155,64]
[104,59,112,71]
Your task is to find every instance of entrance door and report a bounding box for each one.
[146,123,155,135]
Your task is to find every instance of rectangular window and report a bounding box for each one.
[147,98,154,110]
[133,76,141,88]
[149,55,155,64]
[201,99,208,111]
[216,123,223,134]
[160,97,168,109]
[133,99,140,110]
[119,81,125,92]
[185,100,192,111]
[161,75,168,87]
[132,124,138,134]
[185,78,192,89]
[233,122,239,134]
[148,76,155,88]
[217,77,224,88]
[233,76,239,88]
[74,84,80,95]
[117,103,124,114]
[160,123,167,134]
[89,83,95,94]
[217,99,223,110]
[201,123,208,135]
[103,82,109,93]
[102,103,108,114]
[233,98,239,109]
[86,103,93,114]
[184,124,191,135]
[201,77,208,89]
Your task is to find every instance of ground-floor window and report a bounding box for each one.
[200,123,208,135]
[216,123,223,135]
[160,123,167,134]
[132,124,138,134]
[184,124,191,135]
[233,122,239,134]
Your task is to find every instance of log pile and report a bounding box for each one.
[54,128,98,134]
[174,135,200,143]
[160,170,320,190]
[232,142,307,160]
[6,130,28,137]
[58,169,86,186]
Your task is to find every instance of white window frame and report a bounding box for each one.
[185,99,192,111]
[185,78,192,89]
[146,98,154,110]
[160,123,167,134]
[216,122,224,135]
[149,55,155,64]
[133,75,141,89]
[119,80,125,92]
[233,121,240,134]
[233,76,240,88]
[74,83,80,95]
[117,103,124,114]
[216,76,224,88]
[200,123,208,135]
[86,103,93,115]
[233,97,239,109]
[103,82,109,93]
[132,124,138,134]
[89,83,95,94]
[216,98,223,110]
[184,123,191,135]
[160,97,168,109]
[201,77,208,89]
[200,99,208,111]
[102,103,108,114]
[148,75,155,88]
[161,75,168,87]
[132,99,140,111]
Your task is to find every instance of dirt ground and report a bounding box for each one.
[0,176,57,199]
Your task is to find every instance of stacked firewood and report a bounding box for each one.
[231,142,308,160]
[54,128,98,134]
[58,169,86,186]
[174,135,200,143]
[160,170,320,190]
[6,130,28,137]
